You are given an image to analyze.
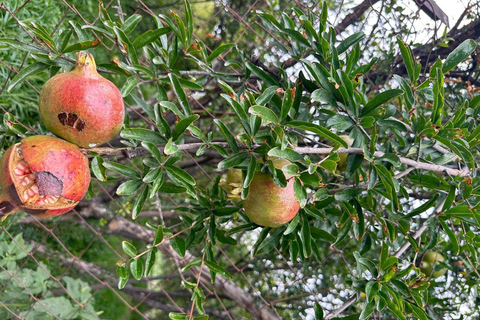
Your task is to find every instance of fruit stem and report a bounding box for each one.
[75,51,97,75]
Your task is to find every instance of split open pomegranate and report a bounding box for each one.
[0,135,91,219]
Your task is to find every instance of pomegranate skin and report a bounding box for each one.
[0,135,91,219]
[243,159,300,228]
[20,135,91,201]
[39,52,124,148]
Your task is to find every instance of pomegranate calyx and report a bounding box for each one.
[75,51,98,75]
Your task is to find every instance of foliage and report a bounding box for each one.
[1,0,480,319]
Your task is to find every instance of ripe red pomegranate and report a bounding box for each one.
[0,135,91,219]
[39,52,125,148]
[243,158,299,228]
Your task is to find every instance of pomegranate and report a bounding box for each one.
[38,52,125,148]
[243,158,299,228]
[0,135,91,219]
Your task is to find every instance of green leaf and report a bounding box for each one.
[122,241,137,257]
[284,214,300,235]
[142,142,163,163]
[121,76,139,97]
[300,217,312,257]
[62,39,100,53]
[170,237,186,257]
[122,14,143,34]
[443,39,477,73]
[144,248,156,277]
[218,152,249,170]
[361,89,403,117]
[243,156,257,189]
[132,185,149,219]
[133,27,171,48]
[267,147,303,163]
[154,226,164,245]
[172,114,200,141]
[214,119,238,153]
[337,32,365,54]
[117,179,143,195]
[438,219,459,255]
[164,137,179,155]
[314,303,324,320]
[207,43,236,62]
[205,260,233,280]
[165,165,196,186]
[249,105,278,124]
[7,63,46,92]
[169,73,191,116]
[121,128,166,144]
[113,26,138,64]
[103,162,141,179]
[285,121,348,148]
[91,156,106,181]
[359,301,375,320]
[396,37,415,82]
[326,114,355,130]
[130,259,144,280]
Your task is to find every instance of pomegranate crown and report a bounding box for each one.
[75,51,97,74]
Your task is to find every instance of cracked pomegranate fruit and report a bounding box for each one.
[243,158,299,228]
[39,52,124,148]
[0,135,91,219]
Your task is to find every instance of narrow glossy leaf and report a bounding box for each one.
[141,142,163,163]
[144,248,157,277]
[154,226,164,245]
[121,128,166,144]
[103,162,141,179]
[225,223,258,236]
[121,76,139,97]
[122,14,142,34]
[286,121,348,147]
[249,105,278,124]
[133,27,171,48]
[164,137,179,155]
[117,179,143,195]
[337,31,365,54]
[208,43,236,62]
[172,114,200,141]
[284,214,300,235]
[396,37,415,82]
[300,217,312,257]
[359,301,375,320]
[165,165,196,186]
[8,63,45,92]
[205,260,233,279]
[170,237,186,257]
[314,303,324,320]
[122,241,137,257]
[113,26,138,64]
[267,147,303,163]
[361,89,403,117]
[218,152,249,170]
[132,185,149,219]
[169,73,191,116]
[243,156,257,189]
[443,39,477,73]
[91,156,106,181]
[130,259,144,280]
[214,119,238,153]
[439,219,459,254]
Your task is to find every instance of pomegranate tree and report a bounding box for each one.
[0,135,91,219]
[38,52,125,148]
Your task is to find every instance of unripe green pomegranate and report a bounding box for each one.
[337,135,353,171]
[0,135,91,219]
[243,158,299,228]
[420,252,446,278]
[39,52,125,148]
